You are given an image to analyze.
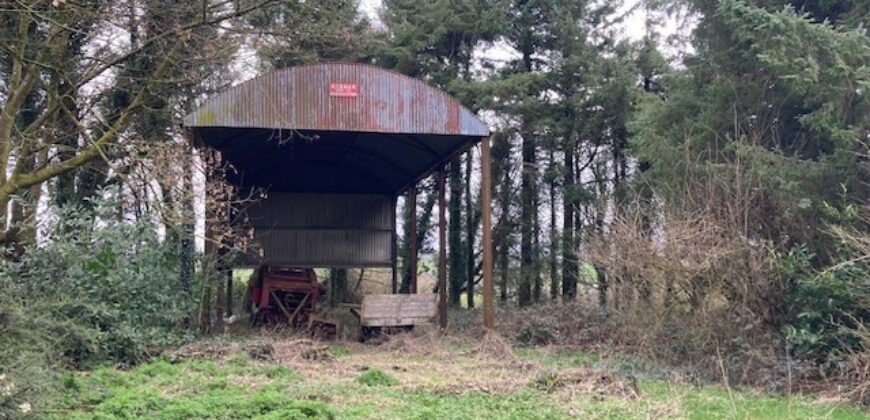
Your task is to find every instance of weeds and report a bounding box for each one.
[356,368,399,387]
[50,336,867,419]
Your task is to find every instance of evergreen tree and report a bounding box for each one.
[248,0,379,69]
[380,0,500,304]
[448,160,465,305]
[489,0,620,305]
[633,0,869,260]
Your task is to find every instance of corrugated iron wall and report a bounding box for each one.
[240,193,394,267]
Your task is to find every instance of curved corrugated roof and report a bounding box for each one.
[183,62,489,137]
[185,63,489,195]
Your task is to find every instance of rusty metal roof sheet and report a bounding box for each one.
[183,62,489,137]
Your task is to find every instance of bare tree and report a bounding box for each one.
[0,0,278,245]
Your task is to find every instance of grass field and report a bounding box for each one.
[52,332,868,419]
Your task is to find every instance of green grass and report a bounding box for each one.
[355,368,399,387]
[56,358,328,419]
[327,345,352,357]
[53,345,868,419]
[515,346,601,368]
[562,380,868,419]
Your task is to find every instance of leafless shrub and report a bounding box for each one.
[585,209,786,385]
[840,324,870,406]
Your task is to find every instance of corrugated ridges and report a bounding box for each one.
[184,62,489,137]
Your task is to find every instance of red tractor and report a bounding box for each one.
[246,265,319,326]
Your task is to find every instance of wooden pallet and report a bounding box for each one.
[353,294,437,327]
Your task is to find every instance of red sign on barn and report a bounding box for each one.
[329,83,358,97]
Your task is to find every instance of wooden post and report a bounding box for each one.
[480,137,494,329]
[438,169,447,329]
[409,185,418,294]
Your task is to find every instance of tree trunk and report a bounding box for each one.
[180,140,194,298]
[594,162,608,308]
[6,90,42,249]
[401,184,437,293]
[519,126,536,307]
[53,77,80,208]
[448,159,464,306]
[596,266,607,308]
[562,136,577,300]
[7,152,41,249]
[493,134,513,302]
[464,150,475,308]
[532,190,542,303]
[548,151,558,300]
[330,268,348,305]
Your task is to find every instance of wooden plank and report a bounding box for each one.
[364,302,435,310]
[481,136,494,329]
[359,294,437,327]
[364,311,434,317]
[363,294,437,303]
[364,306,435,317]
[368,303,433,310]
[361,317,435,327]
[364,299,436,307]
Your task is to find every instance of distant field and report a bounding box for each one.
[54,332,868,419]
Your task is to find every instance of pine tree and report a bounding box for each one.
[399,184,438,293]
[491,0,620,305]
[248,0,378,69]
[491,129,516,302]
[380,0,500,303]
[633,0,869,260]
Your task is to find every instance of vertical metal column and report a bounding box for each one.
[438,169,447,328]
[480,137,494,329]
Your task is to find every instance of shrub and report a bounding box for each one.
[516,319,559,346]
[0,293,68,418]
[584,211,786,385]
[5,202,194,365]
[584,201,869,394]
[0,197,197,415]
[355,368,398,387]
[783,236,870,374]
